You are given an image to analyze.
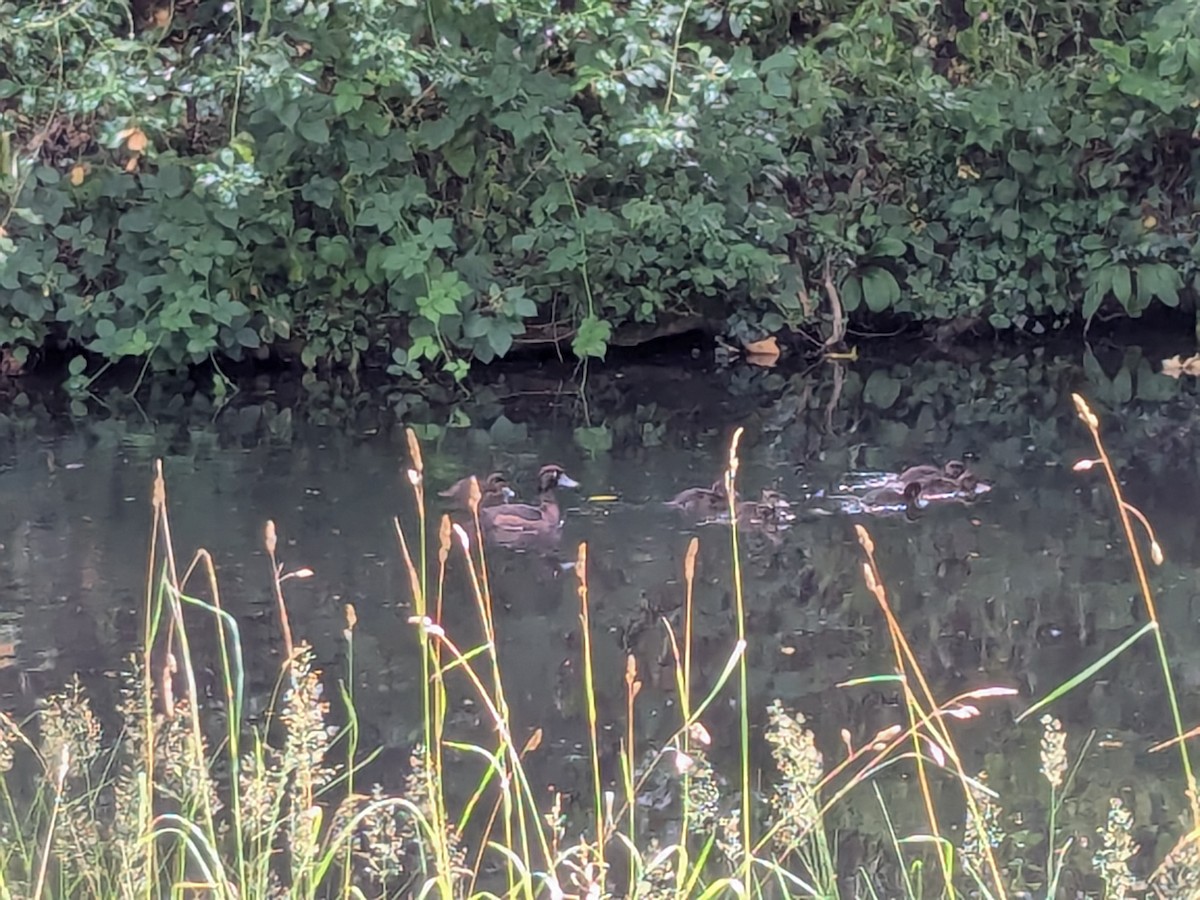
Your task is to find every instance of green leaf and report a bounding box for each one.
[1111,264,1132,308]
[381,241,430,278]
[992,179,1020,206]
[574,425,613,456]
[443,134,477,179]
[863,370,901,409]
[840,275,862,312]
[95,319,116,339]
[297,117,330,145]
[1007,149,1034,174]
[546,244,583,273]
[301,177,338,209]
[572,315,611,359]
[867,237,907,258]
[1082,284,1104,321]
[494,110,540,142]
[417,218,456,250]
[759,50,797,73]
[1136,262,1181,307]
[487,324,513,357]
[68,355,87,376]
[860,267,900,312]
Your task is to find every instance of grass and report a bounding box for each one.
[0,392,1194,897]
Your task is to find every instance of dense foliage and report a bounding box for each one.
[2,0,1200,379]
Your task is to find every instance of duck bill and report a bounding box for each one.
[557,473,581,489]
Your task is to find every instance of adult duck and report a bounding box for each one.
[481,464,580,544]
[439,472,516,510]
[664,480,732,518]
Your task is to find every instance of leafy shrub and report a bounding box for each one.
[2,0,1199,378]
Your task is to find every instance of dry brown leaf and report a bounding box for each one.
[151,7,171,28]
[68,164,86,186]
[1162,354,1200,378]
[124,153,141,173]
[521,727,543,756]
[743,335,780,367]
[0,348,24,377]
[126,129,148,153]
[744,335,779,356]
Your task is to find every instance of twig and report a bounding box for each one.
[822,257,846,350]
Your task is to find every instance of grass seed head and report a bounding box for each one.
[1093,797,1138,899]
[1039,714,1067,790]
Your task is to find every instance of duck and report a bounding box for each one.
[664,480,733,518]
[439,472,516,510]
[480,464,580,542]
[861,480,924,512]
[816,481,924,518]
[920,470,992,500]
[895,460,967,485]
[735,489,795,528]
[892,460,994,498]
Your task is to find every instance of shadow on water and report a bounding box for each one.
[1,339,1198,890]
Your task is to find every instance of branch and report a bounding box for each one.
[822,257,846,350]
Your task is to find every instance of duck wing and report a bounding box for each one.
[439,476,472,500]
[481,503,547,531]
[897,465,941,482]
[665,487,715,508]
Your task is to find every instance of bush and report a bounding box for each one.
[2,0,1199,379]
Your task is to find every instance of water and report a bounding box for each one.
[1,342,1197,890]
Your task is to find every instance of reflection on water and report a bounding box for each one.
[1,343,1198,889]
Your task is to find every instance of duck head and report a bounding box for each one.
[482,472,517,501]
[536,464,580,492]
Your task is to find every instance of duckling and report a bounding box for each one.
[921,470,992,500]
[735,489,795,528]
[818,481,923,518]
[896,460,967,485]
[861,480,924,511]
[664,480,731,518]
[439,472,516,510]
[481,464,580,542]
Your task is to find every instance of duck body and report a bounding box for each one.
[896,460,967,485]
[834,461,965,494]
[480,464,580,545]
[891,461,991,500]
[816,481,924,517]
[734,489,795,528]
[664,480,731,518]
[439,472,516,510]
[918,472,992,501]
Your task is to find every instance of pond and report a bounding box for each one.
[1,340,1198,894]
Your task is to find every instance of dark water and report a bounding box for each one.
[2,341,1199,889]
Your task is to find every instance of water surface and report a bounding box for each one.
[1,342,1196,891]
